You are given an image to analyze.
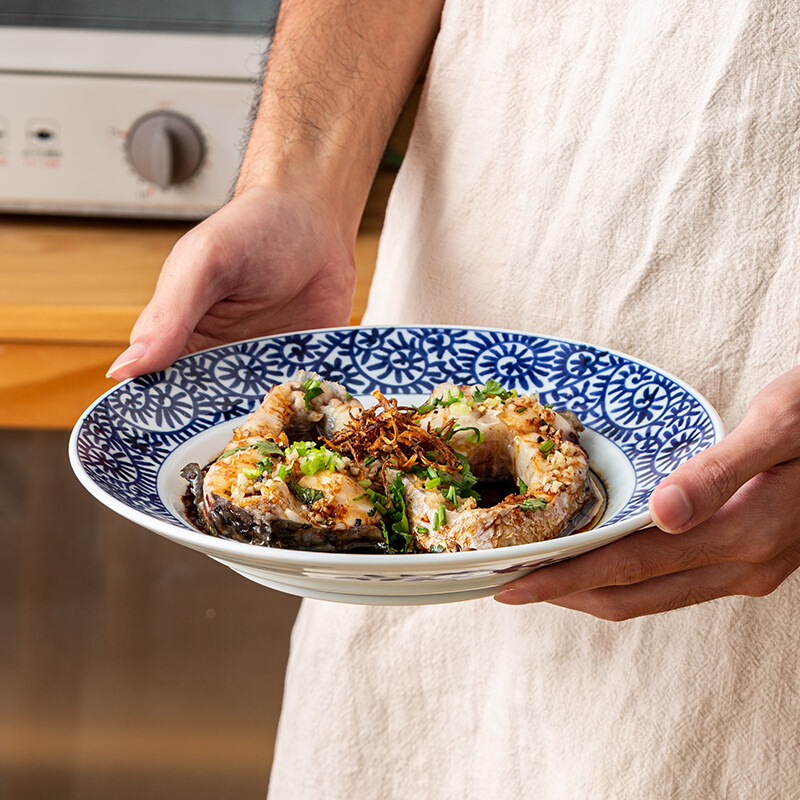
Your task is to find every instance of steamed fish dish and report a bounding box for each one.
[182,372,601,553]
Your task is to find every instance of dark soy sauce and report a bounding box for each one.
[474,479,519,508]
[474,471,608,535]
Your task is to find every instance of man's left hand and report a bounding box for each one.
[494,367,800,620]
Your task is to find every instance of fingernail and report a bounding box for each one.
[495,587,536,605]
[650,483,693,533]
[106,342,147,378]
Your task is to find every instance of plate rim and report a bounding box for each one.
[72,324,727,429]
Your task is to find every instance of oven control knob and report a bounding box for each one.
[126,111,205,188]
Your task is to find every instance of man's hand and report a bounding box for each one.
[495,367,800,619]
[106,185,356,379]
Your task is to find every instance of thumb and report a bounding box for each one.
[106,255,215,380]
[106,299,199,380]
[648,422,789,533]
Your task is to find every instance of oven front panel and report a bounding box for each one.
[0,71,255,218]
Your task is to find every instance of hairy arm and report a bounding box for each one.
[239,0,442,233]
[108,0,443,379]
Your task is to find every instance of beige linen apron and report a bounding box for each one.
[268,1,800,796]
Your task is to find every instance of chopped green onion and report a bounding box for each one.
[429,544,445,553]
[300,452,327,475]
[287,442,345,475]
[277,464,290,482]
[425,476,442,490]
[539,439,556,455]
[457,426,485,444]
[518,478,528,494]
[301,377,324,409]
[241,466,261,480]
[416,525,429,535]
[433,503,448,530]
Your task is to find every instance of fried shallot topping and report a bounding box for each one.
[325,390,461,476]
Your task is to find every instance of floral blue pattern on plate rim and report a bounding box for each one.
[69,326,724,604]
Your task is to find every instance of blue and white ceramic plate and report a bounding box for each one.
[69,326,724,605]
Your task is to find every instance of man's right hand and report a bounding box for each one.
[106,184,357,380]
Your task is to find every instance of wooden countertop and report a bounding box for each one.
[0,216,188,345]
[0,215,379,429]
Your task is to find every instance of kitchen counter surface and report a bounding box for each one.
[0,214,379,429]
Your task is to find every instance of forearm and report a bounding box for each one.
[237,0,443,239]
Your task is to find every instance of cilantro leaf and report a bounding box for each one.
[215,445,249,461]
[520,497,547,512]
[379,475,413,553]
[473,378,517,403]
[287,481,324,506]
[254,440,283,457]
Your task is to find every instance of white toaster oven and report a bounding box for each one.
[0,1,279,219]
